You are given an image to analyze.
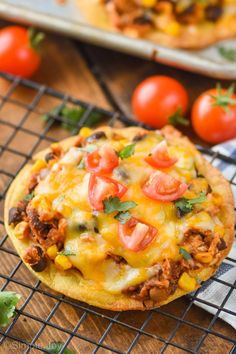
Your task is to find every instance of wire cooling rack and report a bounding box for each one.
[0,72,235,354]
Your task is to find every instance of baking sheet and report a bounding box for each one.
[0,0,236,79]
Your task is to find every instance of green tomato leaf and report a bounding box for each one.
[168,108,189,127]
[45,342,75,354]
[179,247,192,261]
[0,291,21,327]
[118,144,135,160]
[103,196,137,214]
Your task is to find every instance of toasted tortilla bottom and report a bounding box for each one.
[76,0,236,49]
[4,126,234,311]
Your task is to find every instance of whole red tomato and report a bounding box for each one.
[0,26,44,78]
[131,76,189,128]
[192,85,236,144]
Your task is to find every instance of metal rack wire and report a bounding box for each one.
[0,72,235,354]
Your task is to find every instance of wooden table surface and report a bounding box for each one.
[0,27,235,354]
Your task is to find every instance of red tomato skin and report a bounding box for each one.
[0,26,41,78]
[88,174,127,210]
[118,217,157,252]
[144,141,178,168]
[84,145,119,174]
[132,76,188,128]
[142,171,188,202]
[192,89,236,144]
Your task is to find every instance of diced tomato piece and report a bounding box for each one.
[142,171,188,202]
[118,217,157,252]
[84,144,119,173]
[144,140,177,168]
[88,174,127,210]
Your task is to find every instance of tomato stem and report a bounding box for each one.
[28,27,45,53]
[211,83,236,112]
[168,109,189,126]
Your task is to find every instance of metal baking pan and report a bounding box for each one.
[0,0,236,79]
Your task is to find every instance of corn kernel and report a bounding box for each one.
[178,272,197,292]
[142,0,156,8]
[55,255,72,270]
[212,193,222,205]
[79,127,92,138]
[214,224,224,236]
[31,159,47,173]
[163,21,181,37]
[14,221,29,239]
[46,245,58,260]
[194,252,213,264]
[50,142,62,156]
[31,195,54,221]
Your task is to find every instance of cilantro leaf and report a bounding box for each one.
[118,144,135,160]
[77,158,85,169]
[45,342,75,354]
[179,247,192,261]
[218,46,236,62]
[23,192,34,202]
[0,291,21,327]
[41,105,64,123]
[58,249,76,256]
[42,105,103,133]
[103,196,137,214]
[114,211,132,224]
[175,192,206,217]
[78,145,97,153]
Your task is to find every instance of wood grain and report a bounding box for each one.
[0,33,235,354]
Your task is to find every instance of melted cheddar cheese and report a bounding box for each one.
[30,128,224,294]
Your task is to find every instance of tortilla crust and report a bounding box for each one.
[77,0,236,49]
[4,126,235,311]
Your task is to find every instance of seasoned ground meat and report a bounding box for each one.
[28,173,40,193]
[123,260,182,303]
[181,228,223,257]
[26,205,66,249]
[23,245,47,272]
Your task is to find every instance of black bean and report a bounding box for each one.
[176,207,187,218]
[8,207,25,226]
[134,15,152,25]
[77,224,87,232]
[113,167,129,181]
[86,131,107,143]
[26,246,47,272]
[217,238,227,251]
[44,152,56,163]
[205,5,223,22]
[132,134,147,142]
[175,4,196,24]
